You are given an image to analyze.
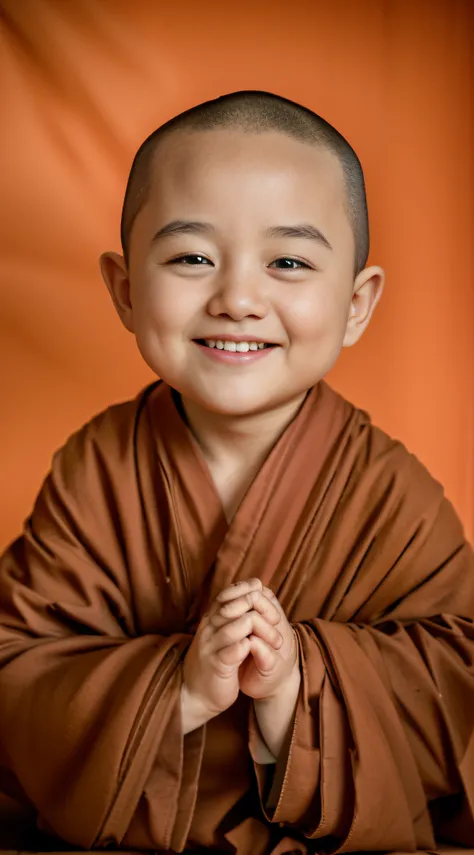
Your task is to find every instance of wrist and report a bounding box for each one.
[181,682,220,735]
[253,665,301,760]
[255,661,301,706]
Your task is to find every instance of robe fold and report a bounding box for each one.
[0,380,473,855]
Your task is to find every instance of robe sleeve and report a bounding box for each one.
[0,429,204,850]
[251,465,474,853]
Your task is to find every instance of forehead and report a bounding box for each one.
[147,129,349,229]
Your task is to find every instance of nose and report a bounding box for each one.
[206,265,268,321]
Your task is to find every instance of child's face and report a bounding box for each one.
[102,129,383,417]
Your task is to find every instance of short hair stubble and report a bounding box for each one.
[120,90,370,276]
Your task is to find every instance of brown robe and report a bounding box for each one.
[0,380,473,855]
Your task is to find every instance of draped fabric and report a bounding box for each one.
[0,2,473,852]
[0,0,472,554]
[0,381,473,854]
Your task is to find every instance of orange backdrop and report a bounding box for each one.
[0,0,472,547]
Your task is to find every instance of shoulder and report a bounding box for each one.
[322,388,471,588]
[323,382,447,515]
[48,382,160,492]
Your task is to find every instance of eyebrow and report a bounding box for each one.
[265,224,332,250]
[151,220,333,250]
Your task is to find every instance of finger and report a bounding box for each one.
[211,612,255,652]
[212,610,282,653]
[262,588,291,626]
[215,637,251,668]
[204,583,255,625]
[250,591,281,625]
[249,635,277,674]
[262,586,283,610]
[216,578,262,605]
[247,612,283,650]
[210,598,252,628]
[210,590,259,627]
[212,590,280,628]
[259,591,297,661]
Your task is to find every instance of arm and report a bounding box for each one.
[0,451,275,854]
[253,664,301,761]
[273,608,474,850]
[247,534,474,851]
[0,433,202,851]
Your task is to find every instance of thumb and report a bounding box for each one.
[249,635,277,674]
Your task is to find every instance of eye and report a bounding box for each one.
[168,254,213,266]
[269,257,312,270]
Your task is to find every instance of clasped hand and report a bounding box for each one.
[183,578,298,720]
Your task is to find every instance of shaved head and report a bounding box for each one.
[120,90,370,275]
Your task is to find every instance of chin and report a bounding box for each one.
[202,393,267,417]
[187,383,274,417]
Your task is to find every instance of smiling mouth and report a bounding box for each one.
[194,339,277,352]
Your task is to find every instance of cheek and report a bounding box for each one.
[132,273,200,337]
[283,286,350,343]
[130,274,201,380]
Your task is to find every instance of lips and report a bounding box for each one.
[196,339,275,352]
[193,338,278,364]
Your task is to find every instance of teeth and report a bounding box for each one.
[204,339,269,352]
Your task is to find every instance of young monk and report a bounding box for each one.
[0,90,473,855]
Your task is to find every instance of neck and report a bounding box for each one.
[180,393,308,470]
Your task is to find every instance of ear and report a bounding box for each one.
[99,252,135,333]
[343,265,385,348]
